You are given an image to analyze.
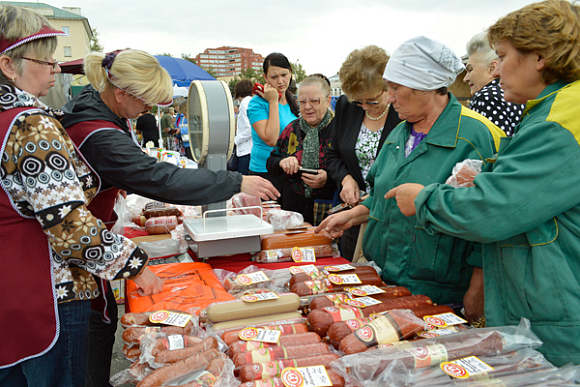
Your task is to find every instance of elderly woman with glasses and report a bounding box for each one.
[325,45,402,260]
[317,36,504,319]
[266,75,335,225]
[387,0,580,366]
[60,49,279,386]
[0,5,163,386]
[464,32,524,136]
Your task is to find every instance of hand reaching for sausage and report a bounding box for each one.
[133,267,164,297]
[241,175,280,201]
[302,169,327,189]
[314,210,354,239]
[384,183,425,217]
[280,156,299,175]
[340,175,360,206]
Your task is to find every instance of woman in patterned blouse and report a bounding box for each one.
[0,5,162,386]
[464,32,524,136]
[266,76,335,225]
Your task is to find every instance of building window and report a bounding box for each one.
[64,46,72,57]
[62,26,70,37]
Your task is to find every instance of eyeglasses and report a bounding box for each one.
[18,56,59,70]
[353,90,384,106]
[298,98,322,107]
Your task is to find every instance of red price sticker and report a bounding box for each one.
[239,327,259,341]
[281,367,304,387]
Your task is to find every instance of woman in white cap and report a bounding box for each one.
[316,36,504,320]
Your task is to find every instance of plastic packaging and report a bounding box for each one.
[260,228,331,251]
[265,209,304,231]
[256,243,337,263]
[445,159,482,188]
[212,265,291,296]
[330,319,543,387]
[231,193,262,217]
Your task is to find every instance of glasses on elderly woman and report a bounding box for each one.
[18,56,59,70]
[353,90,384,106]
[298,98,322,107]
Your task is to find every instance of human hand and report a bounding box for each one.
[241,175,280,200]
[314,210,354,239]
[384,183,425,216]
[463,267,485,323]
[263,83,280,103]
[302,169,327,189]
[340,175,360,205]
[133,267,164,297]
[280,156,299,175]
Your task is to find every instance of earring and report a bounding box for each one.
[11,77,14,82]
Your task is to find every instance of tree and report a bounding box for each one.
[90,28,103,52]
[159,52,173,57]
[228,68,265,95]
[291,61,306,83]
[201,66,218,78]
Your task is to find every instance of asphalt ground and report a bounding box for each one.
[110,304,133,387]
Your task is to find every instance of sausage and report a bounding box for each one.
[205,353,228,376]
[206,293,300,323]
[155,337,218,364]
[128,361,153,384]
[238,353,339,382]
[412,305,455,319]
[289,265,379,288]
[123,344,141,360]
[210,312,303,331]
[308,286,412,311]
[137,348,219,387]
[171,354,228,387]
[339,309,427,354]
[257,245,334,263]
[291,276,383,296]
[145,215,178,234]
[151,335,204,356]
[143,206,182,219]
[307,295,432,338]
[261,228,331,251]
[222,323,309,346]
[122,325,195,346]
[234,343,330,368]
[239,369,344,387]
[230,332,321,358]
[120,312,196,329]
[327,317,374,349]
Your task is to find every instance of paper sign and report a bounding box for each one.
[441,356,494,379]
[239,327,282,344]
[346,285,386,296]
[236,271,269,285]
[281,366,332,387]
[289,265,318,275]
[291,247,316,263]
[324,264,355,272]
[241,292,280,303]
[423,313,467,328]
[345,296,382,308]
[328,274,362,285]
[148,310,192,327]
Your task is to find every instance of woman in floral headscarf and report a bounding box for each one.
[267,75,335,225]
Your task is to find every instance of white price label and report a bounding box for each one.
[241,292,280,303]
[239,327,282,344]
[265,250,283,262]
[289,265,318,275]
[417,328,459,339]
[166,335,186,350]
[346,285,386,296]
[345,296,382,308]
[328,273,362,285]
[236,271,269,285]
[291,247,316,263]
[148,310,192,327]
[281,366,332,387]
[324,264,355,272]
[441,356,494,379]
[424,313,467,327]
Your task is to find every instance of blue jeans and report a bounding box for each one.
[237,154,251,175]
[0,300,92,387]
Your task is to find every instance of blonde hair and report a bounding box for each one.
[488,0,580,84]
[84,49,173,105]
[0,5,58,84]
[339,45,389,101]
[298,75,331,97]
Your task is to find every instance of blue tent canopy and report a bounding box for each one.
[154,56,216,86]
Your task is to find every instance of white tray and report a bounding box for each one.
[183,214,273,242]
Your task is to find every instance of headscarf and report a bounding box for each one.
[384,36,464,91]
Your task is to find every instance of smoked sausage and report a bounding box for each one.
[222,323,308,346]
[238,353,339,382]
[230,332,321,358]
[234,343,330,368]
[155,337,218,364]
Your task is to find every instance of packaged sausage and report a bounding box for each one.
[239,367,345,387]
[221,322,309,346]
[260,228,331,250]
[238,353,339,382]
[229,332,321,358]
[256,244,335,263]
[205,293,300,323]
[233,342,331,368]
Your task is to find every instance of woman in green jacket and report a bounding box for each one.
[387,0,580,366]
[316,36,504,320]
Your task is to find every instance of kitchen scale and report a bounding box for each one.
[183,80,273,259]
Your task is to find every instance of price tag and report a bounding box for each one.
[241,292,280,303]
[291,247,316,263]
[289,265,318,275]
[346,285,386,296]
[239,327,282,344]
[416,328,459,339]
[423,313,467,328]
[324,264,355,272]
[265,250,283,262]
[236,271,269,285]
[345,296,382,308]
[148,310,192,327]
[281,366,332,387]
[328,274,362,285]
[441,356,494,379]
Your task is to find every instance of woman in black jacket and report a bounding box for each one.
[326,45,402,260]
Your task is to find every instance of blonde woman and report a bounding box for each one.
[0,5,162,386]
[61,49,279,386]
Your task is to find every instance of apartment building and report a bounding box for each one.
[194,46,264,78]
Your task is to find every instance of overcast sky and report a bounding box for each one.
[51,0,536,77]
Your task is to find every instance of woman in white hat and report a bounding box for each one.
[316,36,504,321]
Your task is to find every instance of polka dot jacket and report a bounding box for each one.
[468,78,524,136]
[0,85,147,303]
